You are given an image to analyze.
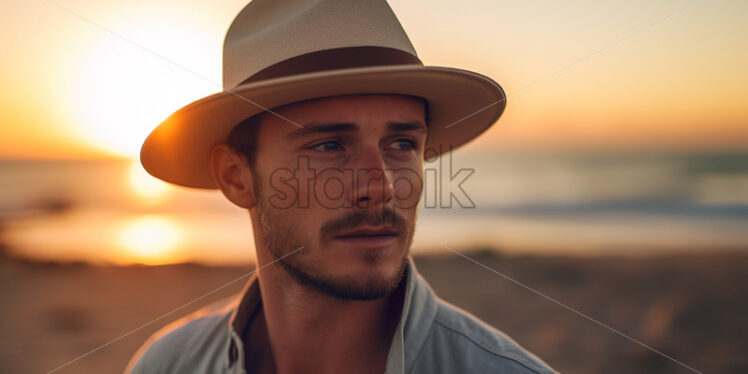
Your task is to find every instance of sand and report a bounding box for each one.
[1,249,746,374]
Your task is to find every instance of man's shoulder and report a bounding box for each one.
[125,295,238,373]
[417,297,557,374]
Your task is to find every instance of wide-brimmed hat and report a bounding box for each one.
[141,0,506,189]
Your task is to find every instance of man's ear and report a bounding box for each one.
[210,144,257,209]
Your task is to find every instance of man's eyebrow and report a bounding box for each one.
[387,121,427,133]
[284,121,427,140]
[285,122,358,140]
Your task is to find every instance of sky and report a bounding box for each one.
[1,0,747,160]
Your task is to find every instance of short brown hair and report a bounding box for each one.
[227,113,263,167]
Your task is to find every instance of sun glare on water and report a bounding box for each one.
[119,215,184,265]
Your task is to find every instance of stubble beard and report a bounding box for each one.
[255,191,414,301]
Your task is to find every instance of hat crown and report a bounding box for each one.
[223,0,419,88]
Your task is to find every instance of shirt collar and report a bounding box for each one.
[225,256,438,373]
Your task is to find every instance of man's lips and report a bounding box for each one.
[333,226,398,247]
[335,227,397,238]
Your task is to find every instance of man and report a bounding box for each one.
[128,0,557,373]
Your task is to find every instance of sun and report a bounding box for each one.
[128,160,170,203]
[72,20,219,158]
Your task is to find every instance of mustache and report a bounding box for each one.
[321,207,409,238]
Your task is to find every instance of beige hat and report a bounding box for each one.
[141,0,506,188]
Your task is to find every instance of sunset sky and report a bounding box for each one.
[1,0,746,160]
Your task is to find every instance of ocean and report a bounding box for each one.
[1,151,747,265]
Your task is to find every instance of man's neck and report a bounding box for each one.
[243,264,407,374]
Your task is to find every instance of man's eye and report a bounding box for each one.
[309,140,343,152]
[387,138,416,151]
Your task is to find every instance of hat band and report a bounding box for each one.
[238,46,422,86]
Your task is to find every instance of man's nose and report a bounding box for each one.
[351,148,394,207]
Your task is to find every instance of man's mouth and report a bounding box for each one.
[333,227,398,247]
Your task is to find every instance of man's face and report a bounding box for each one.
[250,94,426,300]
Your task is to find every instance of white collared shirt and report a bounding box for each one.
[126,257,557,373]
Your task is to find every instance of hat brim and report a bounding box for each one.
[141,64,506,189]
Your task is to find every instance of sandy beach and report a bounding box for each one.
[1,248,746,374]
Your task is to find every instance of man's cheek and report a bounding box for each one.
[268,167,297,209]
[392,168,422,210]
[314,168,354,209]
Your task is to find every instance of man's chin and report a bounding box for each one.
[279,254,408,301]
